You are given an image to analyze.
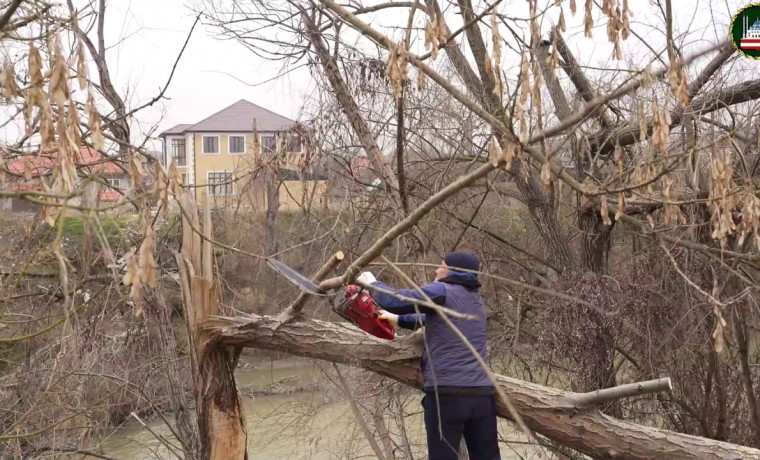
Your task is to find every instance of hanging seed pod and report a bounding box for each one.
[737,191,760,249]
[531,65,543,113]
[417,70,426,93]
[138,226,158,288]
[436,12,448,42]
[518,52,531,106]
[40,100,55,146]
[712,304,726,353]
[386,42,408,99]
[614,144,623,175]
[501,138,515,170]
[69,98,82,146]
[529,0,540,45]
[491,11,502,68]
[548,36,560,76]
[621,0,630,40]
[1,60,20,98]
[425,18,439,60]
[709,149,737,247]
[651,95,667,154]
[570,0,577,15]
[638,100,647,141]
[488,137,500,167]
[602,0,612,15]
[642,63,654,89]
[584,0,594,37]
[558,7,566,32]
[519,110,529,142]
[600,195,612,225]
[615,193,626,220]
[491,10,503,96]
[56,105,78,193]
[49,40,69,106]
[28,43,44,90]
[76,40,88,90]
[86,89,105,150]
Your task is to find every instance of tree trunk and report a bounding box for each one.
[176,194,247,460]
[579,207,615,273]
[265,170,279,256]
[205,313,760,460]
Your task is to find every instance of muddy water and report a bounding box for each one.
[94,359,541,459]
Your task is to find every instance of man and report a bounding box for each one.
[356,252,500,460]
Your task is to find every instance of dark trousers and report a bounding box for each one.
[422,391,501,460]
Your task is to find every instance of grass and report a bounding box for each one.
[59,215,136,249]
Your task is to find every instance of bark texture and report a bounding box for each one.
[205,314,760,460]
[177,194,247,460]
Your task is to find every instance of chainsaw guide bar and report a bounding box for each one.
[266,257,396,340]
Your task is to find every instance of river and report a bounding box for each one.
[92,358,542,459]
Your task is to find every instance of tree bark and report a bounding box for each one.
[265,170,279,256]
[205,314,760,460]
[177,194,247,460]
[590,79,760,156]
[578,207,615,273]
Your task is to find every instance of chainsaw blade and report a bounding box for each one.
[266,257,327,296]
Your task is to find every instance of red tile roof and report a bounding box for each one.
[5,146,124,177]
[4,147,126,201]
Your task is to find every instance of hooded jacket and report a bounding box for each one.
[369,271,494,394]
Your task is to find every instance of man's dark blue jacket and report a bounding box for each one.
[369,271,494,395]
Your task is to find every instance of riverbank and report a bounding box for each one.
[90,355,542,459]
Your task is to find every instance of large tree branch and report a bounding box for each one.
[536,40,572,122]
[300,9,401,204]
[551,28,613,128]
[206,314,760,460]
[591,61,752,158]
[0,0,22,32]
[423,0,490,110]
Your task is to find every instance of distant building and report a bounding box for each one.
[158,99,328,211]
[0,146,129,213]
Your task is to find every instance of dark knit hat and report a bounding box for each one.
[443,252,480,274]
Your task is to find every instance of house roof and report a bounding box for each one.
[159,99,298,137]
[5,146,124,179]
[161,124,193,136]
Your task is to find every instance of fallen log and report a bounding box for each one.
[206,314,760,460]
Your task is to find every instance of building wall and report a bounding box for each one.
[193,132,258,204]
[277,180,329,212]
[182,131,327,211]
[165,134,191,185]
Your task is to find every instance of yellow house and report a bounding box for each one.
[158,99,328,211]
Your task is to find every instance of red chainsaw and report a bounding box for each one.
[267,258,395,340]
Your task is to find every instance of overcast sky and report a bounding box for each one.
[84,0,314,151]
[1,0,754,153]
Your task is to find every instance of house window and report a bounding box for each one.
[172,139,186,166]
[260,134,276,154]
[207,171,233,196]
[203,136,219,154]
[229,135,245,154]
[181,173,187,185]
[106,178,122,188]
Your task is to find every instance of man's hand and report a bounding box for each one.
[377,310,399,328]
[356,271,377,285]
